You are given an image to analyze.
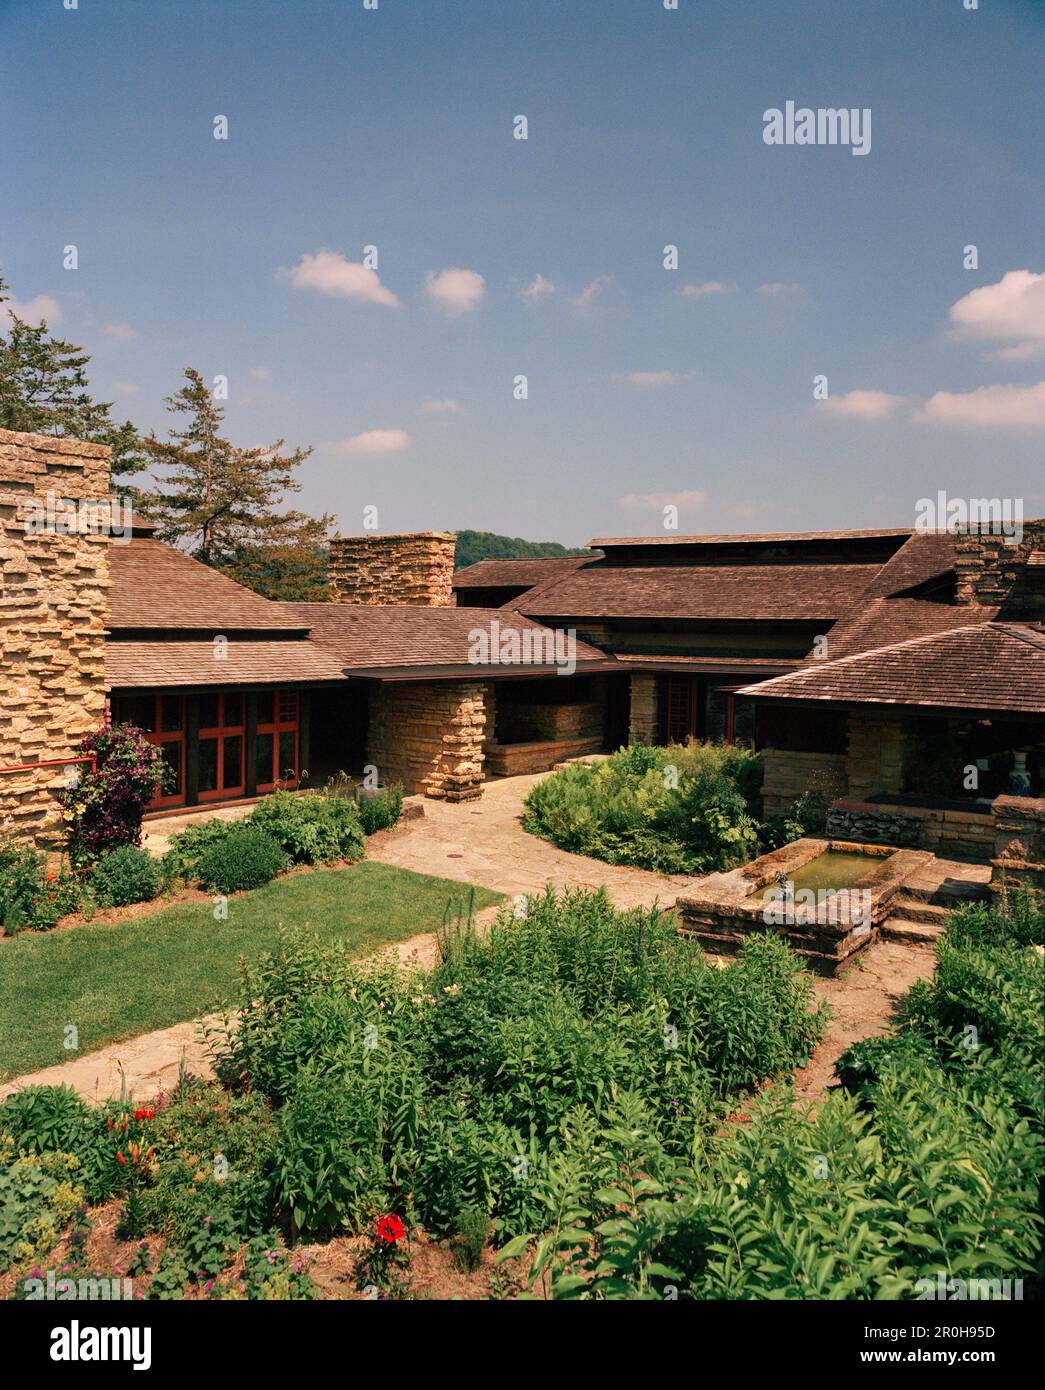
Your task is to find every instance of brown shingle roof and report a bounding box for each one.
[516,564,875,622]
[282,603,612,674]
[108,539,305,632]
[807,596,999,664]
[452,556,595,589]
[106,639,345,689]
[859,530,957,598]
[737,623,1045,714]
[588,528,912,548]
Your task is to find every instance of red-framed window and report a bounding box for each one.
[198,691,246,803]
[256,689,299,791]
[664,676,699,744]
[110,693,186,807]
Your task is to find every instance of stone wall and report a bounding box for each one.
[990,794,1045,898]
[329,532,456,607]
[955,519,1045,616]
[826,798,995,859]
[367,680,486,800]
[760,749,849,817]
[845,712,909,800]
[497,700,603,743]
[0,430,111,845]
[628,673,659,744]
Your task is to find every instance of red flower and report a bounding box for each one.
[375,1214,406,1245]
[134,1107,154,1122]
[117,1152,127,1166]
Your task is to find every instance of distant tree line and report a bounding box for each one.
[454,529,590,570]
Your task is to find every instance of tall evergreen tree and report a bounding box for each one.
[140,367,334,599]
[0,276,147,483]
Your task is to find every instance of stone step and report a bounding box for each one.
[880,915,947,946]
[887,895,952,926]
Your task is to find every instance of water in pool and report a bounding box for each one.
[748,849,878,897]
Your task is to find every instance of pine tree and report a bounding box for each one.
[140,367,334,597]
[0,276,147,483]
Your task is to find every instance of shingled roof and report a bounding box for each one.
[106,639,346,689]
[515,563,875,622]
[109,539,305,632]
[736,622,1045,714]
[452,556,595,589]
[283,603,613,677]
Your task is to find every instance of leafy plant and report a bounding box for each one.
[56,723,172,864]
[0,842,83,933]
[355,784,405,836]
[161,817,236,885]
[0,1138,84,1273]
[247,789,366,865]
[92,844,162,908]
[197,825,286,894]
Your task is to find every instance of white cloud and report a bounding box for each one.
[0,293,60,327]
[424,267,485,314]
[818,389,905,419]
[416,398,464,415]
[758,282,802,298]
[282,250,400,307]
[572,275,614,310]
[948,271,1045,359]
[249,366,273,381]
[112,380,140,395]
[103,322,137,340]
[321,429,412,457]
[917,380,1045,428]
[679,281,735,299]
[619,489,708,512]
[520,274,555,304]
[617,370,695,387]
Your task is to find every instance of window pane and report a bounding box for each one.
[160,695,183,733]
[198,737,218,792]
[199,693,220,730]
[223,693,244,728]
[160,741,182,797]
[256,732,274,784]
[278,691,298,725]
[278,731,296,780]
[256,691,275,725]
[223,735,243,790]
[119,694,155,732]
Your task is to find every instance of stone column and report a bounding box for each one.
[328,532,456,606]
[628,673,659,745]
[0,429,111,845]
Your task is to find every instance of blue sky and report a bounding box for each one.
[3,0,1043,545]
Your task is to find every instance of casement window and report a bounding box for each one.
[256,688,300,790]
[663,675,699,743]
[197,691,246,802]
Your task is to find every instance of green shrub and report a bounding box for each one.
[945,886,1044,949]
[356,785,404,836]
[247,789,366,865]
[162,817,235,885]
[92,845,162,907]
[56,722,172,865]
[0,842,82,933]
[197,825,286,894]
[522,742,762,874]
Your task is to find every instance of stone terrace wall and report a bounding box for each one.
[0,429,111,845]
[367,680,486,800]
[826,798,995,859]
[329,532,456,607]
[990,794,1045,899]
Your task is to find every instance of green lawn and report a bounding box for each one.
[0,862,501,1082]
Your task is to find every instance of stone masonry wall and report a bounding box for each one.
[367,680,486,800]
[990,794,1045,899]
[955,519,1045,616]
[845,712,910,800]
[628,673,659,745]
[760,748,849,817]
[329,532,456,606]
[0,429,111,845]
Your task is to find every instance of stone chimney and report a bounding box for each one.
[329,532,456,606]
[0,429,111,844]
[954,519,1045,619]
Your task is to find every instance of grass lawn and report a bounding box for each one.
[0,862,501,1083]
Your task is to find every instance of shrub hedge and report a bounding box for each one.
[197,826,287,895]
